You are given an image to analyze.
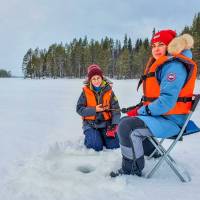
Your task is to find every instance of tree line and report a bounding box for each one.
[22,12,200,79]
[0,69,11,78]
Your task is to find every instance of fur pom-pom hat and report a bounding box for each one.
[168,34,194,54]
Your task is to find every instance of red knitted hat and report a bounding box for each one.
[87,64,103,80]
[151,30,176,46]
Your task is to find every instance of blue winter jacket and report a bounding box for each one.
[137,50,194,138]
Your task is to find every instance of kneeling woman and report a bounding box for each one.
[76,64,121,151]
[111,30,197,177]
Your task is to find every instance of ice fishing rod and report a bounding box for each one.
[104,102,143,113]
[104,105,138,113]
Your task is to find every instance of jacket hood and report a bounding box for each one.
[168,34,194,55]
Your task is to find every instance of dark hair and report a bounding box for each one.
[145,56,156,70]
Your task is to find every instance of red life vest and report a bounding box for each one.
[140,54,197,115]
[82,86,112,120]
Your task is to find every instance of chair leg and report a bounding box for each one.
[146,137,191,182]
[146,138,164,160]
[145,102,198,182]
[146,137,167,178]
[152,138,176,164]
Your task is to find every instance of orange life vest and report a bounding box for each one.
[82,86,112,120]
[140,54,197,115]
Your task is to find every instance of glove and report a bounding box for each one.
[106,125,118,138]
[127,106,140,117]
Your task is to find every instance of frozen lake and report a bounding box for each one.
[0,78,200,200]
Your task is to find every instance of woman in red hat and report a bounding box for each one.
[110,30,197,177]
[76,64,121,151]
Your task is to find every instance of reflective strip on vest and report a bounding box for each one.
[142,54,197,115]
[82,86,112,120]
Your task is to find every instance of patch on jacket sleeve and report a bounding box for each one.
[167,73,176,81]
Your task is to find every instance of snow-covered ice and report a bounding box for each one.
[0,78,200,200]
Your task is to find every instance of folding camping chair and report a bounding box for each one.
[145,94,200,182]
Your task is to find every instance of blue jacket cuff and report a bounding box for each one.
[138,106,147,115]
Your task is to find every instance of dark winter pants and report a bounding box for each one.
[84,127,120,151]
[118,117,153,172]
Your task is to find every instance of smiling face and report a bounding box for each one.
[90,75,102,87]
[151,42,168,60]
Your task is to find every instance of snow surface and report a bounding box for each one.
[0,78,200,200]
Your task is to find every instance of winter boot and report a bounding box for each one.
[133,155,145,177]
[110,155,145,178]
[110,156,134,177]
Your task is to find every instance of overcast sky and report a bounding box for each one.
[0,0,199,76]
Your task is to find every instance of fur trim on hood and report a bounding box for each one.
[168,34,194,54]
